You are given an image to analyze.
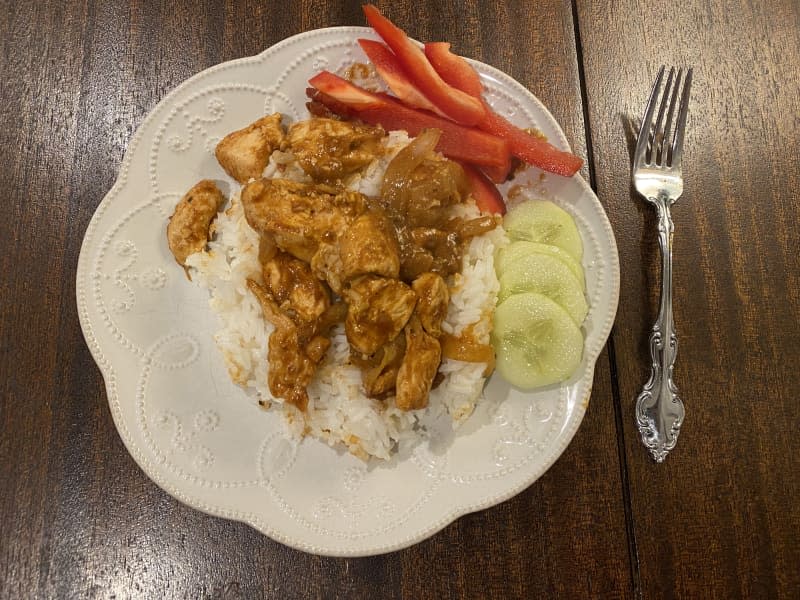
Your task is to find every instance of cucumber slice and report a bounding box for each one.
[492,292,584,389]
[498,252,588,325]
[504,200,583,261]
[495,241,585,291]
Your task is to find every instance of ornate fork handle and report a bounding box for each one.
[635,194,685,462]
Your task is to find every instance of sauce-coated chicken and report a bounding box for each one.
[338,210,401,281]
[343,275,417,356]
[169,117,501,418]
[247,279,328,411]
[167,179,226,267]
[351,333,406,398]
[411,273,449,337]
[241,178,367,262]
[287,118,384,181]
[215,113,285,184]
[309,241,345,295]
[262,250,331,323]
[395,315,442,410]
[310,209,401,294]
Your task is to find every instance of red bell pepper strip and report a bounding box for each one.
[358,40,510,182]
[424,42,483,97]
[305,87,358,119]
[478,109,582,176]
[422,41,584,177]
[362,4,485,126]
[357,39,446,117]
[480,161,514,184]
[308,71,510,169]
[305,74,382,109]
[459,162,506,215]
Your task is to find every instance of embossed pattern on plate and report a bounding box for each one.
[76,27,620,556]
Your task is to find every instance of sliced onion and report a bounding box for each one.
[381,128,441,205]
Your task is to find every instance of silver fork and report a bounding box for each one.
[633,66,693,463]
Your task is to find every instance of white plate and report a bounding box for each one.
[77,27,619,556]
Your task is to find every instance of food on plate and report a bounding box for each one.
[503,199,584,260]
[396,315,442,410]
[216,113,285,184]
[495,241,585,290]
[458,162,507,214]
[492,200,588,388]
[307,72,512,173]
[286,118,384,181]
[166,179,226,267]
[423,42,483,97]
[357,38,445,117]
[165,11,591,457]
[241,177,367,263]
[246,277,331,411]
[342,275,417,355]
[362,4,486,126]
[498,252,588,324]
[492,292,583,389]
[411,273,449,337]
[171,106,505,459]
[309,5,584,180]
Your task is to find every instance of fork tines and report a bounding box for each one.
[635,66,693,168]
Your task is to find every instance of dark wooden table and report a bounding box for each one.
[2,1,798,598]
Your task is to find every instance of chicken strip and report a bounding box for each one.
[247,279,323,412]
[310,210,400,294]
[342,275,417,356]
[215,113,284,184]
[241,178,366,262]
[166,179,226,267]
[338,210,401,281]
[411,273,450,337]
[396,315,442,411]
[287,118,384,181]
[351,333,406,398]
[262,250,330,323]
[310,241,345,295]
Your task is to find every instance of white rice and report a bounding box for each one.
[185,132,504,460]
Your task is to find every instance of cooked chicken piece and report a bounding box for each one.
[339,210,400,281]
[342,276,417,356]
[215,113,284,184]
[305,335,331,363]
[287,118,384,181]
[411,273,449,337]
[247,279,324,412]
[167,179,226,267]
[242,178,367,262]
[258,234,278,264]
[262,250,330,323]
[396,228,435,281]
[351,333,406,397]
[396,315,442,411]
[309,210,400,293]
[293,300,348,352]
[310,241,345,295]
[314,300,348,336]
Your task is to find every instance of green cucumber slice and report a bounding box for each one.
[492,292,584,389]
[504,200,583,261]
[498,252,588,325]
[495,240,585,291]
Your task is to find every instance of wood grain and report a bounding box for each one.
[575,0,800,597]
[0,1,631,598]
